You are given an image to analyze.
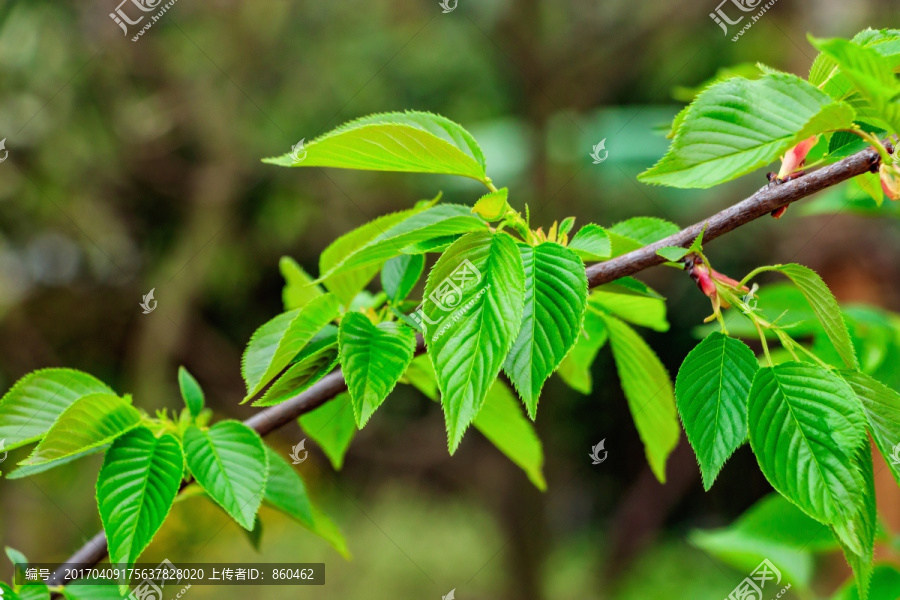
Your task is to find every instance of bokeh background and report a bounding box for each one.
[1,0,900,598]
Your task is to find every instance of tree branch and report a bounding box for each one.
[46,144,882,587]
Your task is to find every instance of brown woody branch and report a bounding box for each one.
[46,144,882,587]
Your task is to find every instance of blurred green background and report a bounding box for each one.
[1,0,900,598]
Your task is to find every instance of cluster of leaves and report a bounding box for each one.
[0,365,345,597]
[2,27,900,599]
[642,28,900,204]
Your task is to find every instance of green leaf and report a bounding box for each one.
[503,242,587,418]
[810,35,900,133]
[252,343,339,408]
[318,205,487,301]
[17,583,49,600]
[6,445,107,480]
[558,217,576,237]
[402,355,440,401]
[0,369,115,452]
[567,224,611,261]
[262,446,349,557]
[242,294,340,400]
[656,246,690,262]
[96,427,184,568]
[424,231,525,453]
[589,289,668,332]
[183,421,268,530]
[319,205,427,305]
[833,442,876,600]
[339,313,417,427]
[639,73,856,188]
[21,394,141,467]
[381,254,425,303]
[6,546,28,586]
[280,256,324,311]
[473,381,546,490]
[61,582,127,600]
[841,369,900,487]
[833,564,900,600]
[675,333,758,490]
[472,187,510,221]
[600,314,679,483]
[746,263,858,369]
[298,392,357,470]
[177,366,204,418]
[556,308,608,394]
[747,362,868,554]
[263,111,488,182]
[607,217,680,257]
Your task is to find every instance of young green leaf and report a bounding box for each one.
[600,314,679,483]
[473,381,546,490]
[0,369,115,452]
[298,392,357,470]
[810,36,900,133]
[319,205,427,305]
[252,344,339,407]
[184,421,268,530]
[503,242,587,419]
[262,111,488,182]
[381,254,425,303]
[242,294,340,400]
[832,442,876,600]
[61,582,126,600]
[556,308,608,394]
[96,427,184,569]
[746,264,858,369]
[747,362,868,554]
[639,73,856,188]
[841,369,900,486]
[318,205,487,300]
[339,313,417,427]
[558,217,576,238]
[21,394,141,467]
[656,246,690,262]
[424,231,525,453]
[607,217,680,257]
[262,446,349,557]
[567,224,611,261]
[472,187,510,221]
[589,289,668,332]
[280,256,324,311]
[6,445,107,480]
[177,366,204,418]
[675,333,758,490]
